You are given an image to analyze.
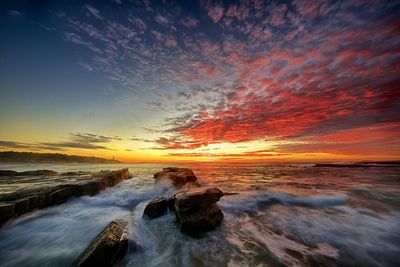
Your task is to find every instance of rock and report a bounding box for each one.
[175,188,223,211]
[175,203,224,237]
[0,170,18,176]
[174,188,224,237]
[143,197,168,219]
[0,202,15,225]
[304,253,336,267]
[0,169,58,177]
[166,194,177,210]
[17,170,58,176]
[72,219,130,267]
[13,196,38,215]
[46,187,72,205]
[74,180,103,196]
[60,171,91,176]
[0,169,132,227]
[154,167,197,187]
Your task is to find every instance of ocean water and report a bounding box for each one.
[0,163,399,267]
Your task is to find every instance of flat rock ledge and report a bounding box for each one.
[143,186,224,237]
[154,167,198,187]
[0,168,131,226]
[72,219,131,267]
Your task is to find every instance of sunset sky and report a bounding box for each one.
[0,0,399,162]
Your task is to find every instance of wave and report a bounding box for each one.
[290,163,316,167]
[350,188,400,206]
[220,192,348,213]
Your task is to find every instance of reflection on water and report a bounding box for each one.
[0,162,399,267]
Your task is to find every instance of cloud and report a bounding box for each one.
[181,16,199,28]
[0,141,64,151]
[165,37,177,47]
[0,141,33,149]
[64,32,92,46]
[154,13,172,27]
[8,10,22,16]
[41,132,122,150]
[84,5,103,20]
[0,133,122,152]
[203,3,225,23]
[56,0,400,158]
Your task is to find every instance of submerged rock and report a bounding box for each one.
[174,188,224,237]
[143,197,168,219]
[154,167,197,187]
[72,219,130,267]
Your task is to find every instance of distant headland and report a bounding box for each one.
[0,151,120,164]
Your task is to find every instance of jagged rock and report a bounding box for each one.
[72,219,130,267]
[174,188,224,237]
[0,169,131,227]
[154,167,197,187]
[143,197,168,219]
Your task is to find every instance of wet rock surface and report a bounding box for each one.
[143,197,169,219]
[176,202,224,237]
[154,167,197,187]
[174,188,224,237]
[72,218,131,267]
[0,170,18,176]
[175,188,223,211]
[0,169,131,226]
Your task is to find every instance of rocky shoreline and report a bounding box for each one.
[0,168,131,226]
[1,166,340,266]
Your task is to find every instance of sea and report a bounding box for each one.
[0,162,399,267]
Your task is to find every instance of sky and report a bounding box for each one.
[0,0,399,163]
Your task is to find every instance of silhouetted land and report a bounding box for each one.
[0,151,120,163]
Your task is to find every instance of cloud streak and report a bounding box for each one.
[0,133,122,151]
